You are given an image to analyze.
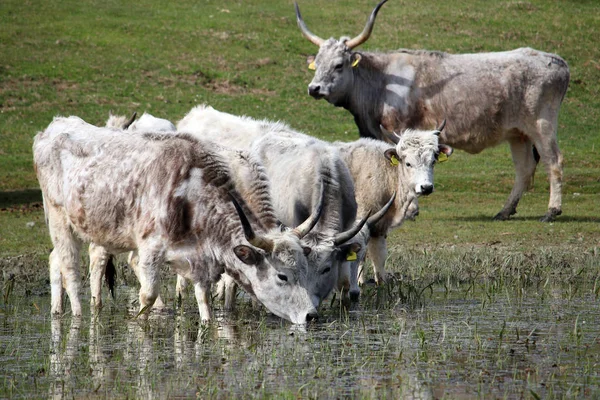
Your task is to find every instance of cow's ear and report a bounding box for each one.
[307,55,316,70]
[338,242,362,262]
[234,245,263,265]
[439,144,453,157]
[351,53,362,68]
[384,149,400,166]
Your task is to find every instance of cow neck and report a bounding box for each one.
[342,52,387,139]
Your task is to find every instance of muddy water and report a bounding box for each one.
[1,282,599,399]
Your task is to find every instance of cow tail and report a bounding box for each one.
[105,255,117,299]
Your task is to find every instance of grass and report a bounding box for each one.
[1,0,598,231]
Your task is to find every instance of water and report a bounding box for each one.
[1,281,599,399]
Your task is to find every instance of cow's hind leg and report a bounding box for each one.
[494,136,538,220]
[533,117,563,222]
[47,207,83,316]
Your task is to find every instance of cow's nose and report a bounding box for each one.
[308,85,321,97]
[420,184,434,196]
[306,311,319,323]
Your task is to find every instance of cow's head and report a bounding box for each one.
[295,0,387,104]
[381,120,454,197]
[299,191,395,304]
[229,193,319,324]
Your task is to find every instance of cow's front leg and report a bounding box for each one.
[494,137,538,221]
[130,249,167,312]
[88,243,110,311]
[176,274,188,306]
[368,235,388,284]
[220,273,237,311]
[135,247,164,319]
[194,282,212,323]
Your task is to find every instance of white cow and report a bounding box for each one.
[335,122,453,284]
[34,116,321,324]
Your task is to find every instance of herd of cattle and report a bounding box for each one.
[32,0,569,324]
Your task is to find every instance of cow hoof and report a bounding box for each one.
[540,208,562,223]
[493,212,511,221]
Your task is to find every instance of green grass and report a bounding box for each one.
[0,2,599,268]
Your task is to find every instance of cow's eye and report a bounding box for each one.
[321,267,331,275]
[277,274,288,282]
[334,63,344,70]
[406,162,412,168]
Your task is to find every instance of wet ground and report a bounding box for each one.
[1,276,599,399]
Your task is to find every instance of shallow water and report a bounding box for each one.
[1,281,599,399]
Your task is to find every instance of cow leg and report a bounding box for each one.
[129,250,166,311]
[47,207,83,316]
[89,243,109,310]
[533,117,563,222]
[194,282,212,323]
[134,247,164,318]
[358,260,367,286]
[176,274,188,306]
[368,235,388,284]
[48,250,64,315]
[346,260,361,302]
[337,261,352,302]
[222,274,238,311]
[494,137,538,220]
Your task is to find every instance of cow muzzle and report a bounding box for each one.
[417,184,434,196]
[308,84,325,99]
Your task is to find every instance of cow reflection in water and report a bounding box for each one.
[49,318,81,400]
[48,308,434,399]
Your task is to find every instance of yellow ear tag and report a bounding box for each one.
[390,155,399,166]
[308,61,316,70]
[438,153,448,163]
[346,251,358,261]
[351,58,360,68]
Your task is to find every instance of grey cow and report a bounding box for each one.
[34,116,320,324]
[178,105,390,302]
[177,105,393,299]
[295,0,569,222]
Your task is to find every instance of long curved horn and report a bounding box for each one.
[293,181,325,238]
[367,191,396,229]
[294,2,325,46]
[123,112,137,130]
[345,0,388,49]
[380,124,400,145]
[334,212,371,246]
[229,192,274,253]
[434,119,447,135]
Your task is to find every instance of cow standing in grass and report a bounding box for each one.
[295,0,570,222]
[34,116,321,324]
